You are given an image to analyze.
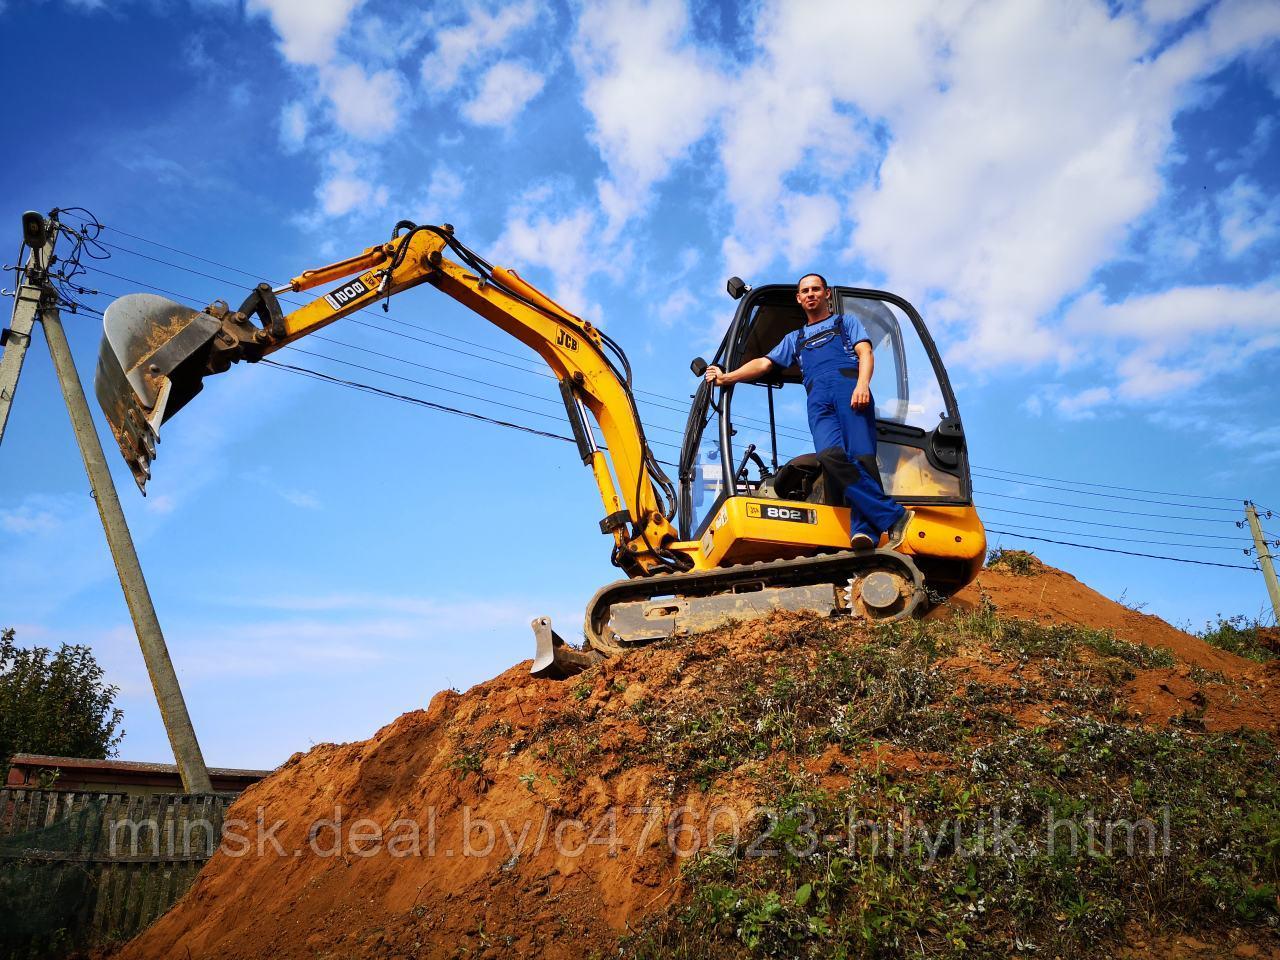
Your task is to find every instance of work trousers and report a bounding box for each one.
[805,375,904,539]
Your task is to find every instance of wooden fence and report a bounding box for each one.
[0,788,234,957]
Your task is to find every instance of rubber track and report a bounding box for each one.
[584,548,925,655]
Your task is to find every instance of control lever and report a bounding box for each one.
[734,443,772,483]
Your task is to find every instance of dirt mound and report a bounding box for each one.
[942,558,1280,732]
[1259,626,1280,656]
[948,554,1245,673]
[113,561,1279,960]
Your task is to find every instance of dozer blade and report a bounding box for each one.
[94,294,221,493]
[530,617,603,679]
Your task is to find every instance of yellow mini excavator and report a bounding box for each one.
[94,221,985,677]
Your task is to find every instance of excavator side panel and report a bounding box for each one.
[700,496,985,573]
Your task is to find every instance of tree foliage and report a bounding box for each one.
[0,628,125,779]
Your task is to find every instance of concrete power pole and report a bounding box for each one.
[1,211,213,794]
[1244,502,1280,626]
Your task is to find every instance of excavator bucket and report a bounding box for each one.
[94,294,221,493]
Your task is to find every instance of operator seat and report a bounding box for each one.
[763,451,886,505]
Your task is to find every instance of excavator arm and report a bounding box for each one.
[95,221,687,576]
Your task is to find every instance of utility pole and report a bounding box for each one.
[1,211,213,793]
[1244,501,1280,625]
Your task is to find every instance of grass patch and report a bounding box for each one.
[624,723,1280,959]
[1198,615,1278,662]
[614,608,1277,958]
[987,548,1039,576]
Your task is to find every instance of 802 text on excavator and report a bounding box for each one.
[94,221,986,677]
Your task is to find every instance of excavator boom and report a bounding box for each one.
[96,223,685,577]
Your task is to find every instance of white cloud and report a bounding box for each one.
[851,1,1177,368]
[321,60,406,141]
[420,0,538,92]
[493,191,602,313]
[654,289,698,328]
[1054,386,1114,420]
[1214,114,1275,173]
[246,0,363,66]
[1142,197,1214,266]
[852,0,1280,375]
[460,60,546,126]
[175,591,549,678]
[565,0,1280,410]
[315,149,389,217]
[1064,282,1280,398]
[279,100,309,151]
[1218,175,1280,257]
[248,1,411,147]
[573,0,728,232]
[1141,0,1207,25]
[0,493,112,619]
[243,466,322,509]
[412,165,467,221]
[1,497,70,535]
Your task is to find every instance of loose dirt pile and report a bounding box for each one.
[113,560,1279,960]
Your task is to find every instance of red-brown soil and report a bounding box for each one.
[112,560,1278,960]
[947,557,1279,732]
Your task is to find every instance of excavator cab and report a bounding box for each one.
[679,282,982,597]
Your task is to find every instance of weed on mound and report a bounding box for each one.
[987,548,1041,576]
[620,609,1280,959]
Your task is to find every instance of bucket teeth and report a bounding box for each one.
[95,333,158,493]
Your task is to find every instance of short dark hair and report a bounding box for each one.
[797,272,828,290]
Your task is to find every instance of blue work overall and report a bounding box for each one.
[796,318,905,541]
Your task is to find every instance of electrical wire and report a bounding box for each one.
[74,262,1255,553]
[972,470,1243,513]
[978,505,1254,543]
[984,520,1252,552]
[72,268,687,452]
[985,529,1260,571]
[973,464,1243,502]
[60,214,1273,573]
[51,217,1267,493]
[261,359,578,445]
[71,214,811,441]
[974,488,1243,525]
[260,358,681,469]
[72,256,1263,544]
[79,217,1262,505]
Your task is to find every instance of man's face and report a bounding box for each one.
[796,275,828,315]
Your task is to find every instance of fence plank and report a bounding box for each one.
[0,789,237,954]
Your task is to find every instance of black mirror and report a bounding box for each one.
[726,277,748,300]
[690,357,708,377]
[21,211,47,249]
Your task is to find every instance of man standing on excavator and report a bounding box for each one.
[704,273,912,551]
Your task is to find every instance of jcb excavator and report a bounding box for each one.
[94,221,985,677]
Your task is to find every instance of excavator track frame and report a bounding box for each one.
[585,547,925,656]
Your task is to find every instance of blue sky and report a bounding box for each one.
[1,0,1278,769]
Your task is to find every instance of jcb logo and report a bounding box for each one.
[556,329,579,351]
